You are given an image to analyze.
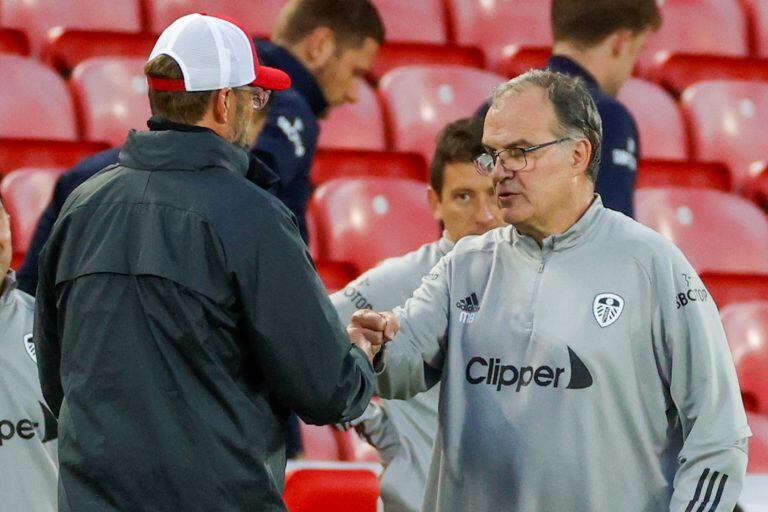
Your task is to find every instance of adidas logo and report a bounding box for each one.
[456,293,480,313]
[457,293,480,324]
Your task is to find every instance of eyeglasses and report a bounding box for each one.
[234,86,271,110]
[473,137,572,176]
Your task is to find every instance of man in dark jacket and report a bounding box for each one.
[253,0,385,240]
[34,14,377,512]
[477,0,661,218]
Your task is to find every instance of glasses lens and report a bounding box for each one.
[474,154,494,176]
[504,148,527,171]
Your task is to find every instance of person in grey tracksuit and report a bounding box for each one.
[0,202,58,512]
[332,117,504,512]
[350,70,750,512]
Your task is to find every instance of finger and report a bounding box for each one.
[351,309,387,331]
[380,311,400,340]
[346,326,384,346]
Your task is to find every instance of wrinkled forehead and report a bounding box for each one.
[482,86,558,148]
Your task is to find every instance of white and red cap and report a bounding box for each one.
[147,13,291,92]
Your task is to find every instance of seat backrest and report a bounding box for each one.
[283,467,379,512]
[370,43,484,82]
[0,167,65,267]
[311,149,427,186]
[646,54,768,96]
[637,0,748,73]
[745,0,768,58]
[0,0,142,55]
[617,78,688,160]
[720,301,768,415]
[681,80,768,190]
[299,422,343,461]
[145,0,286,36]
[746,412,768,472]
[70,57,151,146]
[0,139,108,177]
[308,177,439,273]
[45,30,156,75]
[0,55,78,140]
[635,188,768,274]
[373,0,448,43]
[379,65,504,162]
[701,272,768,310]
[318,81,385,150]
[636,159,731,192]
[0,28,29,55]
[744,160,768,212]
[496,45,551,79]
[448,0,551,68]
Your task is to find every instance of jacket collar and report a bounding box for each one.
[1,270,18,305]
[437,231,456,256]
[255,39,329,117]
[548,55,600,91]
[118,117,250,178]
[512,195,605,255]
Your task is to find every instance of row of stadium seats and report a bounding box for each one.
[2,0,768,66]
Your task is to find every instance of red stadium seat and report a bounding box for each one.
[617,78,688,160]
[645,54,768,96]
[44,30,156,75]
[635,188,768,274]
[720,301,768,415]
[0,139,108,176]
[702,272,768,310]
[144,0,285,36]
[370,43,485,82]
[284,467,379,512]
[745,161,768,211]
[336,429,380,464]
[496,46,551,79]
[318,81,386,151]
[0,167,65,269]
[299,422,344,461]
[373,0,448,44]
[449,0,551,69]
[637,0,749,74]
[0,28,29,55]
[378,65,504,162]
[70,57,152,147]
[0,55,78,141]
[636,159,731,191]
[681,80,768,190]
[0,0,142,56]
[747,413,768,473]
[315,260,357,294]
[311,149,427,186]
[741,0,768,58]
[308,177,439,273]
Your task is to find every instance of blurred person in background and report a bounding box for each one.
[0,197,58,512]
[351,70,749,512]
[332,116,504,512]
[34,14,377,512]
[477,0,661,218]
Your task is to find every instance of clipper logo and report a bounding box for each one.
[465,346,593,392]
[676,273,709,310]
[593,293,624,328]
[23,333,36,363]
[277,116,306,157]
[456,293,480,324]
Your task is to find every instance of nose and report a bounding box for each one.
[475,197,498,227]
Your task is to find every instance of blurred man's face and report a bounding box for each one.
[483,86,581,232]
[605,29,650,96]
[315,37,379,111]
[429,162,505,242]
[0,200,12,282]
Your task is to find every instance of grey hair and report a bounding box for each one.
[491,69,603,182]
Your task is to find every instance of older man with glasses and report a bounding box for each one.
[348,69,750,512]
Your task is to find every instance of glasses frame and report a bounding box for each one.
[234,86,272,110]
[474,137,572,176]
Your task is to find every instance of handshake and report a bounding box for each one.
[346,310,400,363]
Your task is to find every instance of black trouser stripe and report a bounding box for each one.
[708,474,729,512]
[696,471,720,512]
[685,468,710,512]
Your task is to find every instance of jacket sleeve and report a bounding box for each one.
[650,248,751,512]
[375,256,450,400]
[238,205,375,425]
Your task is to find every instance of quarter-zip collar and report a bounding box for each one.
[437,231,456,256]
[511,195,605,257]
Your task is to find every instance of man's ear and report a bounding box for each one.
[302,26,337,71]
[571,138,592,178]
[427,187,443,222]
[212,89,231,124]
[610,29,634,58]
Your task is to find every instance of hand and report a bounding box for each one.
[346,310,399,363]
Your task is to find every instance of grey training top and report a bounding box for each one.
[331,234,454,512]
[0,271,58,512]
[377,197,751,512]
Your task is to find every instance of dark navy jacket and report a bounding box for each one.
[253,40,328,242]
[478,56,640,218]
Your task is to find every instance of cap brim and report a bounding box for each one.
[251,66,291,91]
